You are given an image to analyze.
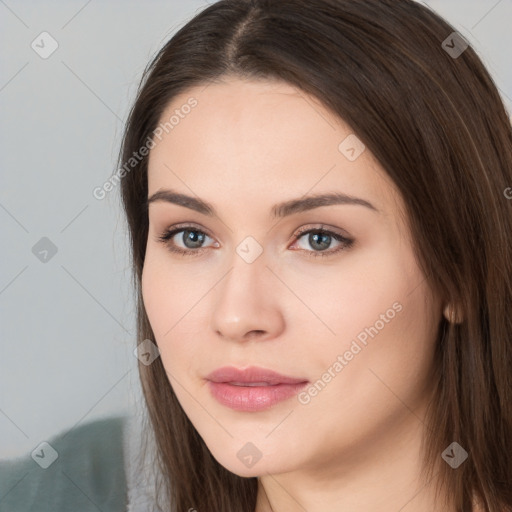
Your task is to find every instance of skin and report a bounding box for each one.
[142,77,453,511]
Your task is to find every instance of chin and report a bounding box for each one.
[204,438,296,479]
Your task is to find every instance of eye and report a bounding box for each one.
[290,225,354,258]
[155,223,354,258]
[156,224,217,257]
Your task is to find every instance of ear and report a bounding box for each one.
[443,303,463,324]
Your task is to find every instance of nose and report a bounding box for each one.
[210,253,285,344]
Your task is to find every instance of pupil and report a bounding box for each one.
[311,232,330,250]
[184,230,204,248]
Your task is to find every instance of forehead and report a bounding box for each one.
[147,78,402,221]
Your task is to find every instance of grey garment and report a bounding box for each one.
[0,416,128,512]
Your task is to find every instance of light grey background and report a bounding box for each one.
[1,0,511,459]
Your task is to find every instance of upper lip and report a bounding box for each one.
[206,366,308,385]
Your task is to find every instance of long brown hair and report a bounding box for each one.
[118,0,512,510]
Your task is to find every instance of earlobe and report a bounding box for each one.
[443,304,463,324]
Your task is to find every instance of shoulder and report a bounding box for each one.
[0,415,128,511]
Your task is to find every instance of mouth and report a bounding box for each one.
[228,382,275,386]
[205,366,309,411]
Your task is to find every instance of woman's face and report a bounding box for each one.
[142,77,443,477]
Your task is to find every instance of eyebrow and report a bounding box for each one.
[146,189,379,218]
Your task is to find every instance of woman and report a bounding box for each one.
[119,0,512,510]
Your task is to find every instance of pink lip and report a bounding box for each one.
[205,366,309,411]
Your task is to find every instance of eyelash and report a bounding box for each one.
[156,223,354,259]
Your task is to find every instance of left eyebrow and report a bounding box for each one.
[271,192,379,218]
[146,189,380,218]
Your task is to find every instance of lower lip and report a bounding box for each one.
[207,381,308,411]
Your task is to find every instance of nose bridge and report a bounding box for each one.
[218,244,269,310]
[210,242,283,341]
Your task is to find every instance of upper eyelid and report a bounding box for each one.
[163,222,215,239]
[159,221,348,235]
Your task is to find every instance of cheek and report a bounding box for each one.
[141,252,204,374]
[142,248,191,337]
[288,241,416,348]
[314,249,438,412]
[290,267,438,450]
[302,237,437,376]
[141,252,169,339]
